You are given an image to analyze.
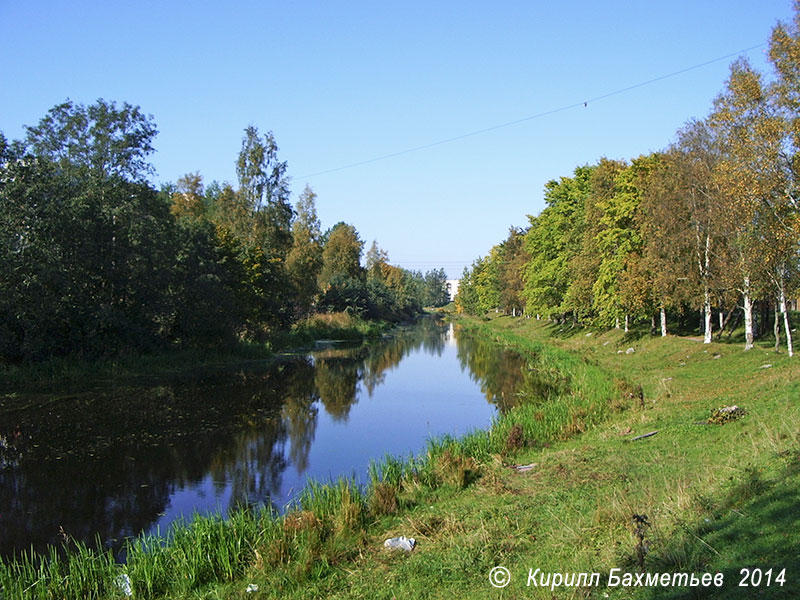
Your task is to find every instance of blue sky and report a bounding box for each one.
[1,1,795,278]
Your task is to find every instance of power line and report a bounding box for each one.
[299,42,767,179]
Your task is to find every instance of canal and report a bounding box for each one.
[0,317,533,559]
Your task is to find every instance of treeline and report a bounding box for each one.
[0,102,449,362]
[458,6,800,356]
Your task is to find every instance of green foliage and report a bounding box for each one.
[422,267,451,307]
[318,222,365,291]
[3,102,453,365]
[24,98,157,182]
[287,186,324,317]
[317,274,370,315]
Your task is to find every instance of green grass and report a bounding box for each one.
[2,313,798,599]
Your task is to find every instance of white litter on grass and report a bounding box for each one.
[384,536,416,551]
[512,462,537,472]
[114,574,133,597]
[246,583,259,593]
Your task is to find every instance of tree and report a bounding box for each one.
[318,222,365,290]
[640,148,700,337]
[170,172,206,220]
[24,98,157,182]
[365,240,390,281]
[612,155,660,331]
[710,59,781,350]
[423,268,450,307]
[496,228,528,316]
[455,265,479,314]
[317,223,367,313]
[236,125,294,259]
[585,158,631,327]
[523,166,592,320]
[286,186,324,316]
[767,7,800,356]
[1,99,189,360]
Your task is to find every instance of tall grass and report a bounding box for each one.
[0,538,119,600]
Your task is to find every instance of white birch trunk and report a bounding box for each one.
[615,317,620,329]
[624,314,629,333]
[660,305,667,337]
[780,286,794,358]
[743,276,754,351]
[702,233,712,344]
[719,311,724,330]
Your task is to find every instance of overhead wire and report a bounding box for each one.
[298,42,767,179]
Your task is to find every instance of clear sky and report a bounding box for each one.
[1,1,795,278]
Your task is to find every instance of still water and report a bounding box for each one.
[0,318,531,559]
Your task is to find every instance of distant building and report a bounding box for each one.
[446,279,460,302]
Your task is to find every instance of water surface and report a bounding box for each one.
[0,318,533,559]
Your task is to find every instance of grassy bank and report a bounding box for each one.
[2,314,798,599]
[270,312,390,349]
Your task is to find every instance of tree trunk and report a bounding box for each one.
[615,317,620,329]
[717,308,735,340]
[781,285,794,358]
[774,302,781,352]
[660,305,667,337]
[719,310,724,330]
[743,276,754,351]
[703,289,712,344]
[624,314,629,333]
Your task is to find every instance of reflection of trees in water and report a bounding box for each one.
[0,317,454,559]
[281,363,320,474]
[223,418,289,510]
[0,359,313,559]
[311,317,450,408]
[453,326,566,413]
[359,317,448,396]
[314,357,362,421]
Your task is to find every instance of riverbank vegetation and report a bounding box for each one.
[2,314,798,598]
[0,109,449,368]
[0,311,391,387]
[457,6,800,357]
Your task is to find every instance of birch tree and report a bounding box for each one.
[767,6,800,356]
[670,120,726,343]
[710,59,775,350]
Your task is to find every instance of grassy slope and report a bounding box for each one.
[261,315,799,600]
[174,314,799,600]
[4,315,798,599]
